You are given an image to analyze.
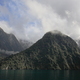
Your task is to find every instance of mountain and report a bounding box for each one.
[0,28,23,52]
[19,39,33,50]
[0,30,80,70]
[0,53,9,61]
[0,27,24,59]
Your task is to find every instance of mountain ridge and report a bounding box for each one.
[0,31,80,70]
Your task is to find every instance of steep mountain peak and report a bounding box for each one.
[43,30,66,39]
[0,27,23,52]
[43,30,67,38]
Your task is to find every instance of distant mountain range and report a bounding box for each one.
[0,30,80,70]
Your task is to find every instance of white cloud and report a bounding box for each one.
[0,21,13,33]
[23,0,69,36]
[0,0,80,42]
[23,0,80,40]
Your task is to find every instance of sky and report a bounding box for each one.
[0,0,80,42]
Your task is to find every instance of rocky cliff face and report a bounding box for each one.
[0,31,80,70]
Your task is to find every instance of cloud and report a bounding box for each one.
[0,21,13,33]
[0,0,80,42]
[0,0,29,39]
[25,0,67,33]
[0,49,19,55]
[24,0,80,40]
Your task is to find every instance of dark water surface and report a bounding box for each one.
[0,70,80,80]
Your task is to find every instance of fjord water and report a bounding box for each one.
[0,70,80,80]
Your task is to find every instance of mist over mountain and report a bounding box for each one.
[19,39,33,50]
[0,31,80,70]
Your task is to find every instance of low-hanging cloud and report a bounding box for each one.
[0,49,19,55]
[0,0,80,42]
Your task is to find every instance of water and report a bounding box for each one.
[0,70,80,80]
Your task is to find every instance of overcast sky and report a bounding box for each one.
[0,0,80,42]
